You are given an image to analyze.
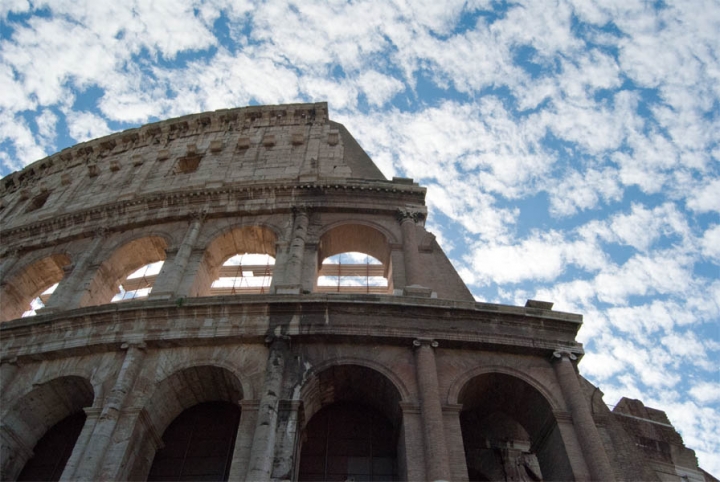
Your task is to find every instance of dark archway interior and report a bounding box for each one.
[17,411,86,482]
[299,402,397,481]
[147,401,241,482]
[459,373,573,482]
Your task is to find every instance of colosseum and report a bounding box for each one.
[0,102,714,481]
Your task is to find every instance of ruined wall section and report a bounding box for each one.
[0,102,384,232]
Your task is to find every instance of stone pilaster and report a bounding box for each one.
[245,335,289,482]
[272,400,303,480]
[397,209,423,287]
[413,338,451,482]
[42,227,107,311]
[0,249,20,284]
[443,403,470,482]
[553,350,615,482]
[72,342,146,481]
[0,357,20,395]
[149,209,206,299]
[229,400,260,482]
[274,206,309,294]
[59,407,101,482]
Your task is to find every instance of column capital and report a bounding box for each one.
[264,334,291,346]
[1,356,20,367]
[1,248,21,259]
[189,208,208,221]
[396,208,425,224]
[120,341,147,351]
[292,204,312,217]
[413,338,439,349]
[93,225,110,239]
[552,349,578,361]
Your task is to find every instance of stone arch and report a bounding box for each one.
[317,221,395,266]
[2,361,102,414]
[153,356,254,401]
[299,362,404,433]
[125,364,245,481]
[297,363,404,481]
[303,356,410,405]
[456,370,574,481]
[315,222,394,293]
[0,375,94,481]
[447,364,562,410]
[0,253,71,322]
[189,224,278,297]
[79,235,168,307]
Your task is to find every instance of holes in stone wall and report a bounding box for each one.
[210,253,275,295]
[25,190,50,213]
[174,156,201,174]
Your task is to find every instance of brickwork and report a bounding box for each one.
[0,103,713,481]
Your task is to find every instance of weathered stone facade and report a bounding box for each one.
[0,102,712,481]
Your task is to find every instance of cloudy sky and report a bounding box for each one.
[2,0,719,472]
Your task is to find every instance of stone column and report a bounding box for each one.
[149,209,206,299]
[0,249,20,284]
[42,227,107,312]
[229,400,260,482]
[553,350,615,482]
[245,335,289,482]
[72,342,146,481]
[397,210,422,287]
[413,338,451,482]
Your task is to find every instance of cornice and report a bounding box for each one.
[0,179,426,250]
[0,294,584,363]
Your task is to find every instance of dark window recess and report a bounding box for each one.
[18,411,86,481]
[174,155,202,174]
[26,191,51,212]
[147,401,241,482]
[299,402,398,481]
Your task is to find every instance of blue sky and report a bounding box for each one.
[1,0,719,471]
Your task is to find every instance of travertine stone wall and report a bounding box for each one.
[1,103,707,482]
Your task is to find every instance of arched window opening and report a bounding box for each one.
[17,411,86,482]
[1,376,93,481]
[299,365,403,481]
[21,282,59,317]
[317,252,389,293]
[191,226,277,297]
[112,261,164,302]
[81,236,167,307]
[299,402,397,481]
[210,253,275,295]
[147,401,240,482]
[459,373,572,482]
[316,224,393,295]
[0,253,70,322]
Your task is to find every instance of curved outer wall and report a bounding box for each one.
[0,103,709,482]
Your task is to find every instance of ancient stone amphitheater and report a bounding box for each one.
[0,102,711,481]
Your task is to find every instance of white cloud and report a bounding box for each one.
[690,382,720,404]
[686,178,720,213]
[64,110,112,143]
[700,225,720,261]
